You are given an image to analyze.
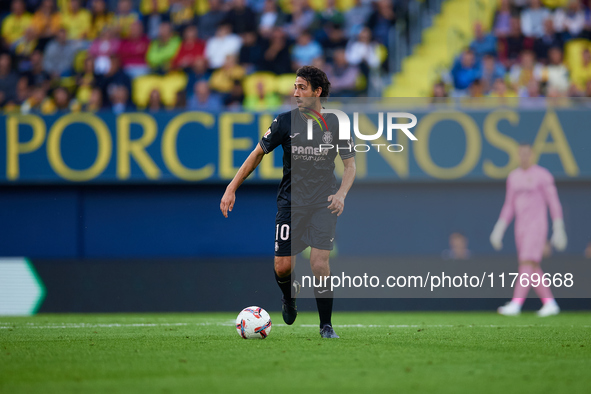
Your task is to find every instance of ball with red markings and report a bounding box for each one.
[235,306,272,339]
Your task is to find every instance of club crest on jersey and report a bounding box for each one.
[322,131,332,144]
[264,128,271,138]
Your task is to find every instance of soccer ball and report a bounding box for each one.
[235,306,272,339]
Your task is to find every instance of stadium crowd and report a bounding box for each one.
[0,0,394,113]
[438,0,591,99]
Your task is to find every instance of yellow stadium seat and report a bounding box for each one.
[132,75,163,108]
[275,73,297,96]
[336,0,355,12]
[160,72,189,107]
[308,0,327,12]
[564,39,591,71]
[242,72,277,96]
[279,0,292,13]
[194,0,209,15]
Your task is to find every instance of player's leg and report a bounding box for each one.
[531,261,560,317]
[499,260,535,316]
[309,247,339,338]
[275,209,305,324]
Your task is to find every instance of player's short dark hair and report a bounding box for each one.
[296,65,331,98]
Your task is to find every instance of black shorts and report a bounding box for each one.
[274,205,338,257]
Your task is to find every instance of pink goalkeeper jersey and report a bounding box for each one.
[499,164,563,262]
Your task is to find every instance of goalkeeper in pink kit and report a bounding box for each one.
[490,143,567,317]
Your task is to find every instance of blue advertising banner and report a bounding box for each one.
[0,107,589,183]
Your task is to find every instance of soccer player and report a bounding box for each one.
[220,66,356,338]
[490,143,567,317]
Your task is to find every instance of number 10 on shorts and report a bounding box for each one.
[276,224,290,240]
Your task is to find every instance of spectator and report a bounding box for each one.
[12,27,38,70]
[243,79,280,111]
[553,0,586,40]
[2,0,33,46]
[0,53,19,106]
[238,30,263,73]
[533,17,563,63]
[96,55,131,105]
[88,26,120,75]
[23,49,51,90]
[432,81,447,98]
[520,78,542,98]
[545,46,569,94]
[469,79,485,97]
[52,86,70,110]
[186,56,211,94]
[109,85,134,113]
[451,49,481,94]
[521,0,551,39]
[146,88,163,111]
[283,0,315,40]
[493,0,512,38]
[490,77,517,97]
[172,25,205,70]
[325,48,359,96]
[509,50,543,94]
[74,55,95,105]
[43,27,80,77]
[169,0,195,34]
[311,0,344,43]
[322,23,348,65]
[224,80,245,110]
[84,86,103,111]
[113,0,141,38]
[188,80,222,111]
[89,0,114,40]
[225,0,257,35]
[30,0,61,48]
[345,27,381,75]
[209,54,245,94]
[20,85,54,113]
[142,0,170,40]
[480,54,506,94]
[499,16,527,67]
[259,26,291,74]
[291,30,322,69]
[441,232,471,260]
[13,75,30,106]
[344,0,372,39]
[258,0,283,39]
[61,0,91,40]
[366,0,395,46]
[572,47,591,92]
[118,20,150,78]
[198,0,226,40]
[470,21,497,58]
[146,21,181,73]
[204,22,242,69]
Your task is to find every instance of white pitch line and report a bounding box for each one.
[1,322,589,329]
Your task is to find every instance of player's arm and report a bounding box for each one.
[327,156,356,216]
[542,172,567,250]
[220,144,265,218]
[490,176,515,250]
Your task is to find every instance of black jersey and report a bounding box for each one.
[259,108,355,209]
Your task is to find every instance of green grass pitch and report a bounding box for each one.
[1,312,590,393]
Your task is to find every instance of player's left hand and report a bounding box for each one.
[327,193,345,216]
[551,219,567,251]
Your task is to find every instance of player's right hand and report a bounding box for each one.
[490,220,507,251]
[220,190,235,218]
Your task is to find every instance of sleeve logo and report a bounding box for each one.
[264,128,271,138]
